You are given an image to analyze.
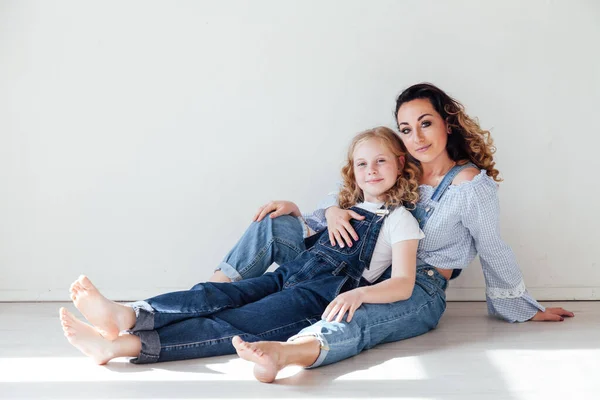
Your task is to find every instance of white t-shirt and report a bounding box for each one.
[355,202,424,283]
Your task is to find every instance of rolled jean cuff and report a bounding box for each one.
[129,329,160,364]
[214,261,243,282]
[287,332,329,369]
[128,300,155,332]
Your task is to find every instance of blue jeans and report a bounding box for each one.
[129,259,324,363]
[215,215,306,281]
[215,214,447,368]
[129,208,386,364]
[290,265,447,367]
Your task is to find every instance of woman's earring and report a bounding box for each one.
[447,126,452,135]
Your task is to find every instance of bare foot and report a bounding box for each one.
[69,275,134,340]
[232,336,285,383]
[59,307,115,365]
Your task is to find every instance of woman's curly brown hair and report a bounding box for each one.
[394,83,502,182]
[338,126,421,211]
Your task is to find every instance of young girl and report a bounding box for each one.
[60,126,427,366]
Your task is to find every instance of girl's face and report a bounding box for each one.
[396,98,450,164]
[352,138,402,203]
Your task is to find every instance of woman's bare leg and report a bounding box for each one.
[59,307,141,365]
[208,270,232,283]
[232,336,320,383]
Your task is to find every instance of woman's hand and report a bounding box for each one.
[530,307,574,322]
[253,201,301,222]
[322,288,365,323]
[325,206,365,248]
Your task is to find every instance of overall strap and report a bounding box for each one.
[431,162,478,202]
[356,204,392,271]
[428,162,477,281]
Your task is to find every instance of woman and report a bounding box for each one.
[210,83,574,382]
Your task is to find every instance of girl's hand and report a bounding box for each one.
[322,288,365,323]
[253,201,301,222]
[530,307,574,322]
[325,206,365,248]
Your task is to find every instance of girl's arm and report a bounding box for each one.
[322,238,419,323]
[355,239,418,303]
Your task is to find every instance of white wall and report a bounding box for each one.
[1,0,598,301]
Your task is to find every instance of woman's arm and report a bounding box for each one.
[460,173,573,322]
[253,200,301,221]
[308,189,368,246]
[254,188,367,244]
[300,183,369,245]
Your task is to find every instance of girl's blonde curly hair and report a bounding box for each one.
[338,126,421,210]
[394,83,502,182]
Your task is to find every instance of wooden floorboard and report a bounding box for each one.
[0,301,598,399]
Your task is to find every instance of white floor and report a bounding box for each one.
[0,301,598,400]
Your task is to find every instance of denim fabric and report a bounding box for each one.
[215,215,306,281]
[128,207,386,364]
[288,264,447,367]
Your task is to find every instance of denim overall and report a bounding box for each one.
[128,206,388,363]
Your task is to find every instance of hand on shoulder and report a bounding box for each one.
[452,167,480,185]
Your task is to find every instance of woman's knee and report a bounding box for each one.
[251,214,305,252]
[245,213,301,240]
[216,214,306,281]
[268,214,304,243]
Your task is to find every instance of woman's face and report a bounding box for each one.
[396,98,449,164]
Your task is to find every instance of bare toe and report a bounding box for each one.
[71,278,83,292]
[232,336,245,349]
[78,275,94,290]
